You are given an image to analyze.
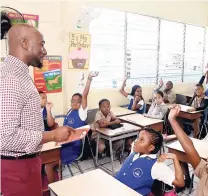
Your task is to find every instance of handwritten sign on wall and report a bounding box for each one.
[68,32,91,69]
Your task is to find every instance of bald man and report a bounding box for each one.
[0,24,74,196]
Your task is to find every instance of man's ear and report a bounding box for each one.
[20,37,29,50]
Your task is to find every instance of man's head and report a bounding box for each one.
[8,24,47,68]
[165,81,173,91]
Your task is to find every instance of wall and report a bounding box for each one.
[1,0,208,115]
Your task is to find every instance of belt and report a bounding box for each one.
[1,152,40,160]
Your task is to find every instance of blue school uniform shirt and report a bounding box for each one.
[42,107,51,131]
[61,107,87,165]
[127,95,145,114]
[115,152,175,195]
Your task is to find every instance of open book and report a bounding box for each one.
[58,125,90,145]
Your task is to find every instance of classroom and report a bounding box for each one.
[0,1,208,196]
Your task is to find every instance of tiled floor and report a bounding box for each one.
[62,150,198,196]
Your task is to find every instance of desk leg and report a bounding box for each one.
[193,118,199,138]
[58,160,62,180]
[95,133,100,166]
[109,138,115,176]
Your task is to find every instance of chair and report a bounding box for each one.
[54,115,86,176]
[86,108,99,124]
[176,94,187,105]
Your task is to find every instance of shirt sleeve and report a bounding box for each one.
[78,106,88,121]
[151,162,175,187]
[147,104,168,120]
[94,112,103,122]
[0,76,43,153]
[194,159,207,179]
[127,95,133,101]
[199,75,205,85]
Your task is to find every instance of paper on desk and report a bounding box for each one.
[58,126,90,145]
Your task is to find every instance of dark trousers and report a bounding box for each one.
[1,156,42,196]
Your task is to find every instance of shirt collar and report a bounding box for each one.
[139,154,157,159]
[4,55,29,73]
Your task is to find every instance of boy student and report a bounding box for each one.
[90,99,123,159]
[39,91,55,131]
[151,78,176,104]
[120,77,145,114]
[168,105,208,196]
[144,91,168,120]
[115,128,184,195]
[45,71,98,184]
[198,67,208,96]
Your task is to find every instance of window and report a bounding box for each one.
[126,13,159,86]
[159,20,184,83]
[89,8,206,89]
[184,25,205,82]
[89,8,125,89]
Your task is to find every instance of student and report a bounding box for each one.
[187,83,208,122]
[115,128,184,195]
[120,77,145,114]
[152,78,176,104]
[168,105,208,196]
[144,91,168,120]
[45,71,98,183]
[198,68,208,96]
[91,99,123,158]
[39,91,55,131]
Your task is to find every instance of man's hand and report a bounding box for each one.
[52,126,75,142]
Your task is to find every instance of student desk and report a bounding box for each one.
[49,169,142,196]
[41,142,62,192]
[111,106,137,117]
[178,105,202,138]
[95,123,141,175]
[119,113,164,132]
[166,138,208,162]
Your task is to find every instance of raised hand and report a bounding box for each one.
[88,71,99,79]
[46,102,53,111]
[168,105,181,121]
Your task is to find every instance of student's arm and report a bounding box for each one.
[119,77,129,97]
[46,102,55,127]
[97,119,120,128]
[157,153,185,187]
[131,97,143,111]
[168,106,201,169]
[82,71,99,110]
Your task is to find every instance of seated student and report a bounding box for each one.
[151,78,176,104]
[187,83,208,123]
[144,91,168,120]
[45,71,98,184]
[39,91,55,131]
[120,77,145,114]
[90,99,123,158]
[115,128,184,195]
[168,105,208,196]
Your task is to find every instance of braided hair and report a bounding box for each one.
[144,128,163,154]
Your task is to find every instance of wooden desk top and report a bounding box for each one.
[96,123,141,136]
[111,107,136,117]
[49,169,141,196]
[166,138,208,160]
[41,142,60,152]
[119,114,163,127]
